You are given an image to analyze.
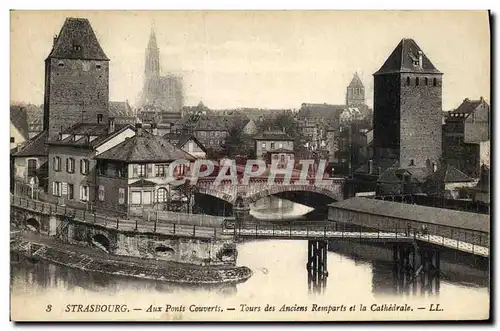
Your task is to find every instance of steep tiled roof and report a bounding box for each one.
[330,197,489,233]
[109,101,133,117]
[452,98,486,114]
[48,17,109,61]
[10,106,29,139]
[429,164,475,183]
[348,73,364,88]
[298,103,345,119]
[177,114,251,132]
[374,38,441,75]
[11,131,49,157]
[49,123,131,148]
[96,129,196,163]
[253,130,294,141]
[163,133,207,152]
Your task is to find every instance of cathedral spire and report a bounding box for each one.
[148,21,158,50]
[145,21,160,78]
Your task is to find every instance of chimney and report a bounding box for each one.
[108,117,116,134]
[480,96,484,102]
[282,126,286,133]
[151,122,158,136]
[53,34,58,46]
[135,122,143,136]
[368,160,373,175]
[418,50,423,68]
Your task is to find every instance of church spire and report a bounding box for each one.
[145,22,160,78]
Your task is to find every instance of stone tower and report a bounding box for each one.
[373,38,443,169]
[346,72,365,106]
[43,17,110,139]
[145,25,160,79]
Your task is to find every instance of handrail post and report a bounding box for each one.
[154,220,157,233]
[324,226,326,239]
[272,224,275,237]
[173,223,176,234]
[135,218,138,231]
[116,218,119,229]
[306,227,308,238]
[214,227,216,239]
[193,225,195,237]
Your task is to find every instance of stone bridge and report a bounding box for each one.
[10,195,237,266]
[195,177,346,207]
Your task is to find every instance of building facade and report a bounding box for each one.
[346,72,366,107]
[253,130,294,159]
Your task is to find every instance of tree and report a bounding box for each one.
[170,180,197,214]
[221,127,255,158]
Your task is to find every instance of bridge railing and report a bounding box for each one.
[225,221,489,257]
[10,194,226,239]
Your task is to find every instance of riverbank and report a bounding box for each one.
[11,231,253,285]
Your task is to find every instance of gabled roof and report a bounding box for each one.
[298,103,345,119]
[452,98,487,114]
[109,101,133,117]
[48,123,132,148]
[163,133,208,153]
[96,129,196,163]
[429,164,475,183]
[374,38,441,75]
[176,114,251,132]
[48,17,109,61]
[253,130,294,141]
[348,73,364,88]
[10,106,29,139]
[11,131,49,157]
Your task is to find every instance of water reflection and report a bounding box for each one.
[10,198,489,308]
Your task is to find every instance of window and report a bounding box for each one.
[80,185,89,202]
[157,187,168,203]
[58,61,64,67]
[156,164,167,177]
[425,77,428,86]
[143,191,152,205]
[73,44,81,51]
[433,78,437,87]
[409,159,415,166]
[66,158,75,173]
[118,188,125,204]
[27,159,37,178]
[137,164,147,177]
[261,142,266,149]
[80,159,89,175]
[96,64,102,69]
[53,156,61,172]
[271,142,275,149]
[10,137,14,143]
[280,155,285,162]
[406,77,411,86]
[97,114,103,123]
[131,191,141,205]
[52,182,62,197]
[416,77,419,86]
[98,185,105,201]
[67,184,74,199]
[279,143,283,148]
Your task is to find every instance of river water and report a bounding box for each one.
[10,198,490,321]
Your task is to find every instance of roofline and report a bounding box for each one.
[373,70,443,76]
[329,200,489,234]
[95,157,191,163]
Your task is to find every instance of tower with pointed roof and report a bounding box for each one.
[139,25,184,112]
[373,38,443,169]
[346,73,365,106]
[43,17,110,139]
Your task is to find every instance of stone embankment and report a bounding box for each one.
[11,233,253,285]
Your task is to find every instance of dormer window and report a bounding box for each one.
[409,159,415,167]
[96,64,102,69]
[73,44,81,51]
[58,61,64,67]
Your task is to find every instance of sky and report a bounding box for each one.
[10,10,490,110]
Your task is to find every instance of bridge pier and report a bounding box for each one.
[392,243,440,295]
[307,240,328,294]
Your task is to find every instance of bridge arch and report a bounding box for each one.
[247,185,342,205]
[25,218,40,232]
[92,233,110,252]
[154,244,175,256]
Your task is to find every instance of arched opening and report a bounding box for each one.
[416,77,420,86]
[92,234,110,253]
[25,218,40,232]
[217,247,237,262]
[433,77,438,86]
[154,245,175,256]
[425,77,428,86]
[406,77,411,86]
